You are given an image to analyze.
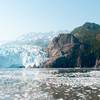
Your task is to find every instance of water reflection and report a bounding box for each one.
[0,68,100,100]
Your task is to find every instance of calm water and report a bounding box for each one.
[0,68,100,100]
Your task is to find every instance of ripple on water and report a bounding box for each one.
[0,69,100,100]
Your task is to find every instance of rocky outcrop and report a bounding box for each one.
[44,22,100,68]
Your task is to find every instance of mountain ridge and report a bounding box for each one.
[44,22,100,68]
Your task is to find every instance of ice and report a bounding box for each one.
[0,44,47,68]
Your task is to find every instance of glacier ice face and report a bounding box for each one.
[0,44,47,68]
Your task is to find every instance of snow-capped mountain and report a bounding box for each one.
[0,32,62,68]
[16,32,60,48]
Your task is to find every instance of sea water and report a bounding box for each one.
[0,68,100,100]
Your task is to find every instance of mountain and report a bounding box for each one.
[72,22,100,61]
[0,23,99,68]
[71,22,100,51]
[44,22,100,68]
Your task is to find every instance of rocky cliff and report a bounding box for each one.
[44,22,100,68]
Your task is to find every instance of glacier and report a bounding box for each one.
[0,32,61,68]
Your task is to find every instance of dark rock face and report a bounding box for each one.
[44,22,100,68]
[47,34,79,57]
[44,34,96,68]
[80,51,96,68]
[96,59,100,68]
[44,34,80,68]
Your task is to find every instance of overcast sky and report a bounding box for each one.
[0,0,100,41]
